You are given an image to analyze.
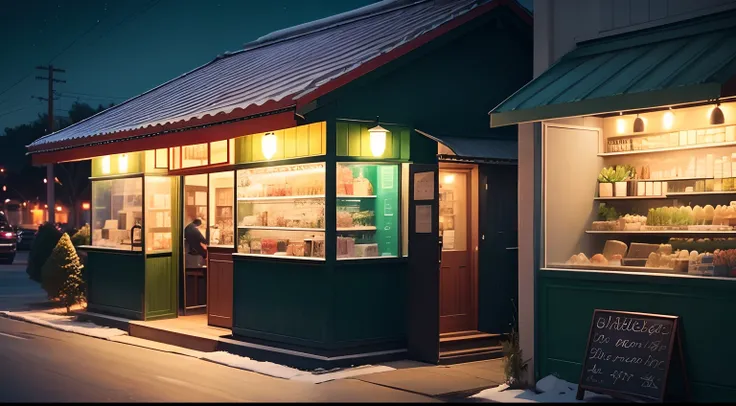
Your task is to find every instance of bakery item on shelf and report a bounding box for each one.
[590,254,608,265]
[566,253,591,265]
[608,254,623,266]
[602,240,628,260]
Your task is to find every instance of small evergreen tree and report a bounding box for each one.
[27,222,63,283]
[41,233,85,313]
[70,224,90,247]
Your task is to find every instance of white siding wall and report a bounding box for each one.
[534,0,736,76]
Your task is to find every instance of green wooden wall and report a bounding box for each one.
[232,258,329,346]
[144,254,176,320]
[335,121,410,160]
[91,152,143,177]
[86,250,145,319]
[537,269,736,402]
[232,257,407,351]
[235,122,326,163]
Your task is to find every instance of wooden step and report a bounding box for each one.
[440,332,502,343]
[439,345,504,365]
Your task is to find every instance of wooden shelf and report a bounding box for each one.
[594,195,668,200]
[586,230,735,235]
[237,195,324,201]
[237,226,323,232]
[599,141,736,157]
[667,191,736,196]
[337,226,377,231]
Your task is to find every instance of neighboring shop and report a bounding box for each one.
[490,10,736,401]
[27,0,531,367]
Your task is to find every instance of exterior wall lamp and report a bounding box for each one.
[368,117,388,157]
[262,132,277,160]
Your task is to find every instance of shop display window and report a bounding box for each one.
[545,103,736,279]
[236,162,326,259]
[209,171,234,247]
[336,163,399,259]
[91,177,143,250]
[145,176,172,252]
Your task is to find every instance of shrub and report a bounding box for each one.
[70,224,90,247]
[41,233,85,313]
[503,299,530,389]
[26,222,63,283]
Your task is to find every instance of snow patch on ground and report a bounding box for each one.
[201,351,395,383]
[0,310,127,339]
[471,375,614,403]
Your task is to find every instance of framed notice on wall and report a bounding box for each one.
[413,171,434,201]
[416,205,432,233]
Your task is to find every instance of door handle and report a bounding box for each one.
[506,247,519,251]
[438,236,443,264]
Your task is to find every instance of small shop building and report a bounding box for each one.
[28,0,531,368]
[490,6,736,402]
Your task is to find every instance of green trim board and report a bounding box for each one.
[235,122,326,163]
[537,268,736,402]
[489,9,736,127]
[144,254,177,320]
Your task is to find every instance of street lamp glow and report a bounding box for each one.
[43,178,47,184]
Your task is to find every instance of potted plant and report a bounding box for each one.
[598,165,633,197]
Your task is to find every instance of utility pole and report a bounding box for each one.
[36,65,65,224]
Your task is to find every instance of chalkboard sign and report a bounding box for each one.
[577,310,688,402]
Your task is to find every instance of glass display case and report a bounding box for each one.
[236,162,326,259]
[545,105,736,279]
[91,177,143,250]
[336,163,399,259]
[144,176,172,252]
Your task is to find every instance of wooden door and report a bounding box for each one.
[407,164,440,364]
[207,247,233,328]
[439,169,475,333]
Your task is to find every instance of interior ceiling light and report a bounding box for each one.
[663,108,675,130]
[633,114,645,133]
[711,102,725,125]
[616,112,625,134]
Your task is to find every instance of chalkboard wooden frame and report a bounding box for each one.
[576,309,689,403]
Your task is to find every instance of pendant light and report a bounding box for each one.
[261,132,278,160]
[710,102,725,125]
[616,112,625,134]
[633,114,645,133]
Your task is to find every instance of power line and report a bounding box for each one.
[88,0,162,46]
[0,103,41,119]
[0,72,33,100]
[49,19,104,64]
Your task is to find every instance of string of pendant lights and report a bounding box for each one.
[617,100,727,134]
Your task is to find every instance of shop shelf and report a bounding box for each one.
[237,226,324,232]
[237,195,325,201]
[667,191,736,196]
[336,226,377,231]
[594,196,668,200]
[337,195,376,199]
[586,230,736,235]
[598,141,736,157]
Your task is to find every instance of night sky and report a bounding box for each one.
[0,0,532,131]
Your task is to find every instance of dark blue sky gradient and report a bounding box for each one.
[0,0,532,131]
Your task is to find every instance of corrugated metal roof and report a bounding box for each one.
[489,9,736,127]
[30,0,524,152]
[416,129,517,161]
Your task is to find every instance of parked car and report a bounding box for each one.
[0,213,17,264]
[15,226,37,250]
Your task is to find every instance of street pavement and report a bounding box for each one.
[0,251,439,402]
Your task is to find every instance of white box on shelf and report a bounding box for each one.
[614,182,627,197]
[637,182,646,196]
[653,182,662,196]
[661,181,668,196]
[687,130,697,145]
[599,183,613,198]
[727,126,736,142]
[645,182,654,196]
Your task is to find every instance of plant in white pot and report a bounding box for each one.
[598,165,634,197]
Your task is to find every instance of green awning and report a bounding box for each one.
[489,9,736,127]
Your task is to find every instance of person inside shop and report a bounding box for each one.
[185,218,207,268]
